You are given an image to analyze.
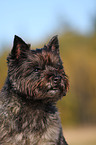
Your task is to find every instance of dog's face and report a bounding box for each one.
[7,35,69,102]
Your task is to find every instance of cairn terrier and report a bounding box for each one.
[0,35,69,145]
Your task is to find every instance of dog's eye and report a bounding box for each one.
[34,68,40,72]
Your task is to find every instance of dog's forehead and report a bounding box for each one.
[38,49,60,65]
[29,49,60,65]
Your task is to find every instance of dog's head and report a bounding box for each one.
[7,35,69,102]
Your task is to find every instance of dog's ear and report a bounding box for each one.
[11,35,30,59]
[47,35,59,53]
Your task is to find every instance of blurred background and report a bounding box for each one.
[0,0,96,144]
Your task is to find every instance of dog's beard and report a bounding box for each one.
[30,74,68,102]
[10,68,68,102]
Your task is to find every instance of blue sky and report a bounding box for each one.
[0,0,95,51]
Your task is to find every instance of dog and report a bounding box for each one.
[0,35,69,144]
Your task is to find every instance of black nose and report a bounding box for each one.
[54,76,61,84]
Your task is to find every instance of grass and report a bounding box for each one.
[63,126,96,145]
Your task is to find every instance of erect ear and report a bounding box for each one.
[47,35,59,53]
[11,35,30,59]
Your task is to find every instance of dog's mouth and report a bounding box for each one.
[46,82,66,97]
[48,87,59,93]
[46,83,61,95]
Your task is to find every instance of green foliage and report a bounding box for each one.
[0,32,96,126]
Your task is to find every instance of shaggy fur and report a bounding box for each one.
[0,35,69,145]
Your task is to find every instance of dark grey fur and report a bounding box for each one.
[0,35,69,145]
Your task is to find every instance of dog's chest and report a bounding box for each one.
[15,105,61,144]
[14,112,60,145]
[0,96,61,144]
